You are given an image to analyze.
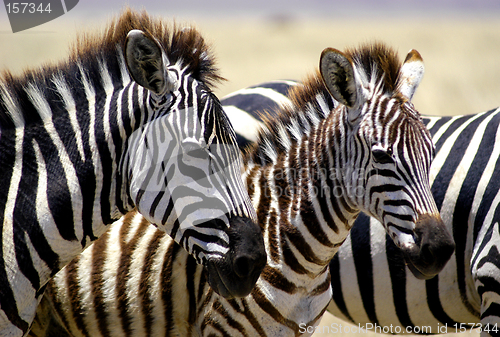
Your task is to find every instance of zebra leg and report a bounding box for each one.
[471,221,500,337]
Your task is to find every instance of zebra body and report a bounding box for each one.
[0,9,265,336]
[221,80,500,335]
[32,43,455,336]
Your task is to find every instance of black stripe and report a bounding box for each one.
[472,112,500,244]
[248,80,296,95]
[384,212,414,222]
[92,230,111,337]
[309,161,338,241]
[116,220,146,336]
[477,272,500,319]
[281,232,309,275]
[432,114,475,152]
[214,300,248,336]
[186,253,199,327]
[473,171,500,254]
[385,235,414,327]
[251,286,299,331]
[423,116,452,136]
[350,213,379,324]
[449,112,500,317]
[161,242,179,335]
[22,125,77,243]
[481,303,500,321]
[69,67,98,248]
[140,229,165,335]
[66,254,90,336]
[425,275,459,325]
[329,254,355,323]
[182,229,228,257]
[223,94,282,120]
[92,71,114,228]
[367,168,401,180]
[0,254,30,333]
[120,83,134,139]
[431,112,488,210]
[13,226,40,290]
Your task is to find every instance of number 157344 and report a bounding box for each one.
[6,3,52,14]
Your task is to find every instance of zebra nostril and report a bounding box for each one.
[233,255,253,278]
[420,243,434,264]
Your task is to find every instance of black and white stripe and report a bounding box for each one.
[220,79,499,336]
[0,9,264,336]
[31,43,455,337]
[328,108,500,336]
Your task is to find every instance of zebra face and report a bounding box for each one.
[321,46,455,279]
[359,104,455,279]
[123,29,266,297]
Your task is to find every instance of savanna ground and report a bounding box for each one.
[2,11,499,336]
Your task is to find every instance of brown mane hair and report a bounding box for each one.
[69,8,223,89]
[245,43,407,164]
[0,8,223,128]
[344,42,402,95]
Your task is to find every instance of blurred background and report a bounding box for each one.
[1,1,497,335]
[1,0,499,117]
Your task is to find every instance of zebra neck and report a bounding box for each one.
[244,122,359,279]
[0,60,148,285]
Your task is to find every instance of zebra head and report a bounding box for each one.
[121,30,266,298]
[320,45,455,279]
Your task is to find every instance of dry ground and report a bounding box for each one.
[2,13,497,337]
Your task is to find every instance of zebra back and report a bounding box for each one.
[30,212,204,337]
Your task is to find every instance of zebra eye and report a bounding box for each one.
[181,139,208,159]
[372,147,394,164]
[187,147,208,159]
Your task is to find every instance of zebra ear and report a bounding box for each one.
[125,29,167,95]
[399,49,424,101]
[320,48,359,109]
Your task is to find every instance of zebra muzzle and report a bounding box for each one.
[403,214,455,280]
[205,216,267,298]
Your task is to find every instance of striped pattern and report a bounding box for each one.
[31,43,453,337]
[328,108,500,336]
[0,9,260,336]
[217,79,499,336]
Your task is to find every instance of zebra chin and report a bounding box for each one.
[204,216,267,298]
[400,214,455,280]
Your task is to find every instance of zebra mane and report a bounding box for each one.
[0,8,223,129]
[245,43,407,165]
[344,42,402,96]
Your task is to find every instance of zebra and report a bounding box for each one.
[222,80,500,335]
[0,9,266,336]
[327,110,500,336]
[30,43,456,337]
